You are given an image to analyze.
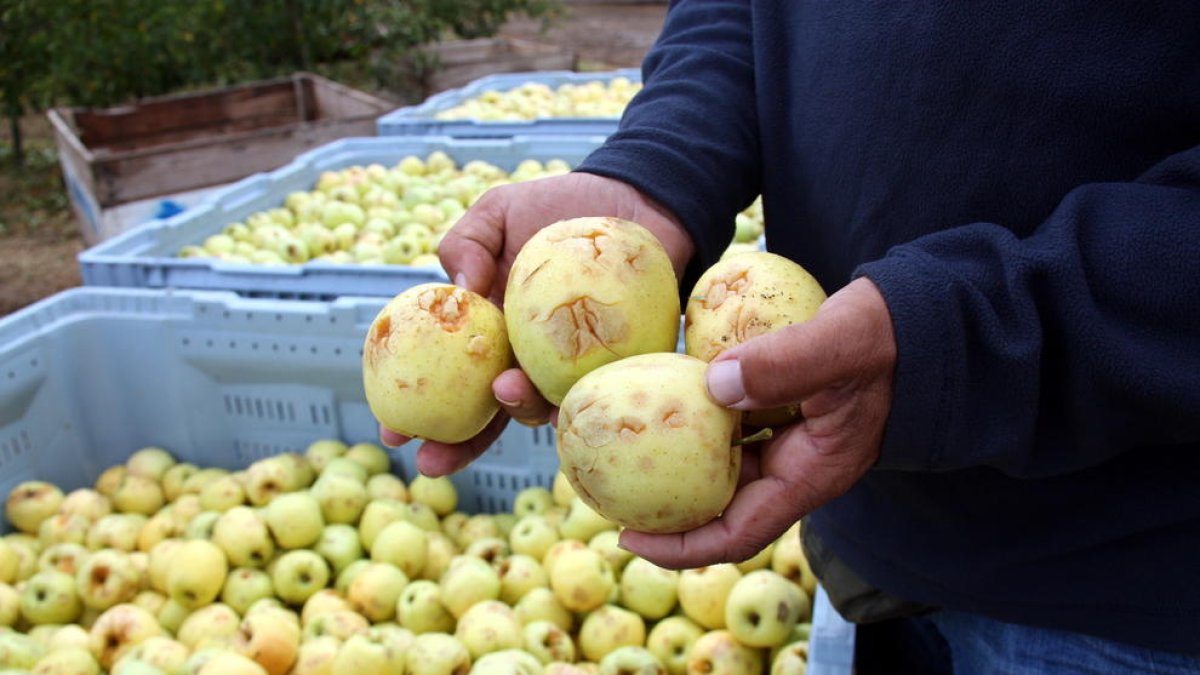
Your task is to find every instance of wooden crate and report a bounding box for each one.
[423,38,577,94]
[48,73,395,243]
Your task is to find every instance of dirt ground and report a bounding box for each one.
[0,4,666,318]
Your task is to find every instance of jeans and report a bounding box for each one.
[856,610,1200,674]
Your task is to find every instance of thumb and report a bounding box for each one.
[437,188,508,297]
[706,278,894,411]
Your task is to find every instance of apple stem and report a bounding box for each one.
[732,428,773,446]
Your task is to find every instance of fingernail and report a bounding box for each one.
[707,360,746,405]
[496,395,521,407]
[454,272,469,289]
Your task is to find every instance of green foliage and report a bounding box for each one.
[0,0,560,164]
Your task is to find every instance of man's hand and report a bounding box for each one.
[381,172,694,478]
[619,277,897,569]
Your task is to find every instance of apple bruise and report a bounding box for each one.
[541,297,627,361]
[689,268,779,362]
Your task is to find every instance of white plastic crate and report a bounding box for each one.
[77,135,607,301]
[377,68,641,138]
[0,288,559,528]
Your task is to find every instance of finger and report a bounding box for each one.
[414,411,510,477]
[493,368,555,427]
[437,187,510,297]
[707,278,895,411]
[619,420,872,569]
[379,425,411,449]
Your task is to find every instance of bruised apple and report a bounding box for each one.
[684,251,826,426]
[363,283,513,443]
[556,353,740,533]
[504,217,680,406]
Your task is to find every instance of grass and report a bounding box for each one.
[0,126,75,240]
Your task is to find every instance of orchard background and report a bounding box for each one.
[0,0,667,316]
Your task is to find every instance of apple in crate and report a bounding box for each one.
[363,283,513,444]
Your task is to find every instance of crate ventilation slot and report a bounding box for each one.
[233,440,297,464]
[223,395,296,423]
[0,428,32,470]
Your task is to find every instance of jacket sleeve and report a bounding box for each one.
[857,144,1200,477]
[575,0,761,285]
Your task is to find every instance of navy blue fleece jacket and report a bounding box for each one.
[577,0,1200,654]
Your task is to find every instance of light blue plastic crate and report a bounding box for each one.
[0,287,559,528]
[377,68,641,138]
[77,135,607,301]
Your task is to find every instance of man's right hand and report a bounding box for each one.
[383,171,695,477]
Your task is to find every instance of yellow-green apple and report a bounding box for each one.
[271,550,330,606]
[179,468,230,498]
[146,539,185,594]
[0,631,47,669]
[222,567,275,616]
[420,531,459,582]
[677,565,742,630]
[541,539,587,578]
[230,608,302,675]
[0,540,18,584]
[244,458,294,507]
[131,589,166,616]
[302,609,369,643]
[183,511,221,540]
[551,472,575,508]
[523,620,576,664]
[503,217,680,406]
[498,554,549,605]
[589,530,633,574]
[334,560,370,596]
[20,570,82,624]
[619,557,679,620]
[314,524,363,577]
[549,547,614,613]
[331,626,412,675]
[32,645,101,674]
[770,640,809,675]
[275,453,316,491]
[454,599,523,659]
[137,509,181,552]
[364,284,514,444]
[169,496,204,531]
[6,481,65,534]
[38,542,89,575]
[439,556,500,619]
[310,475,368,525]
[112,635,189,675]
[509,515,560,562]
[190,649,270,675]
[405,502,442,533]
[545,663,599,675]
[455,514,500,548]
[735,543,775,575]
[646,616,704,675]
[556,497,618,543]
[723,570,807,648]
[685,630,763,675]
[93,467,128,501]
[304,440,348,474]
[291,636,340,675]
[37,512,91,547]
[265,493,324,550]
[212,507,275,568]
[556,353,742,534]
[300,589,350,626]
[88,603,164,669]
[199,474,247,512]
[320,458,368,484]
[343,443,390,477]
[470,649,543,675]
[407,476,457,516]
[513,587,573,632]
[59,489,113,525]
[599,646,666,675]
[683,251,826,427]
[406,632,471,675]
[167,539,228,609]
[125,448,177,481]
[345,562,408,622]
[155,598,193,635]
[357,499,409,551]
[77,548,141,610]
[87,514,146,552]
[0,583,18,627]
[771,524,817,600]
[176,603,241,651]
[464,537,509,566]
[395,579,455,634]
[578,604,646,663]
[161,464,200,502]
[110,474,166,516]
[369,520,428,578]
[365,473,408,503]
[512,487,555,518]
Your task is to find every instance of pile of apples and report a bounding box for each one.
[176,152,573,267]
[0,443,815,674]
[433,79,643,121]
